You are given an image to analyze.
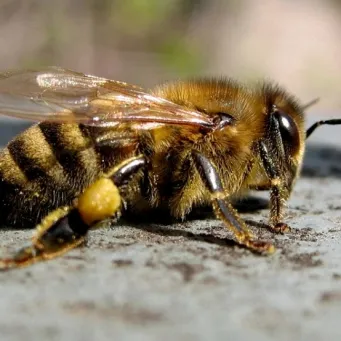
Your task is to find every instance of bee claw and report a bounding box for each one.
[0,244,41,270]
[272,222,291,234]
[244,239,276,255]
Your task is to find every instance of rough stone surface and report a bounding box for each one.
[0,115,341,341]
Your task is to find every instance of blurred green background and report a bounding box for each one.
[1,0,341,110]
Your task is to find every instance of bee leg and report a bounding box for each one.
[258,142,291,234]
[76,155,147,228]
[0,207,87,269]
[192,151,275,254]
[249,182,272,191]
[0,155,147,270]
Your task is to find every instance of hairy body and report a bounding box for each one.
[0,79,304,229]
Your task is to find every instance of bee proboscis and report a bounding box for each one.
[0,66,339,269]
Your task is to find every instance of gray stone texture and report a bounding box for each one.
[0,115,340,341]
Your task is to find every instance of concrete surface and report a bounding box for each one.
[0,115,341,341]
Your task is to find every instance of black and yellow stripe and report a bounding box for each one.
[0,122,141,228]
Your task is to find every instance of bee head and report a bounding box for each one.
[261,83,306,191]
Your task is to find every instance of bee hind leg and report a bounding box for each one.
[0,207,87,269]
[192,151,275,255]
[0,155,147,270]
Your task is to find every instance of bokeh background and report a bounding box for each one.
[0,0,341,111]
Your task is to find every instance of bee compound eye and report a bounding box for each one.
[273,110,300,147]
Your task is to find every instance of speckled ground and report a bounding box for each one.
[0,116,341,341]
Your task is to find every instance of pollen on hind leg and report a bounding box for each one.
[77,178,121,226]
[34,206,71,240]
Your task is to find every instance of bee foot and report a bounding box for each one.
[271,222,291,234]
[0,244,41,270]
[244,239,276,255]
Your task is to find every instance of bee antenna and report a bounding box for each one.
[303,97,341,139]
[306,119,341,139]
[302,97,320,111]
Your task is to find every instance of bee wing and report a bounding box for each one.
[0,67,215,129]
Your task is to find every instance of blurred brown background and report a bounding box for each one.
[1,0,341,110]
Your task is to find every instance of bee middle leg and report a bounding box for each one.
[0,155,147,269]
[192,151,275,254]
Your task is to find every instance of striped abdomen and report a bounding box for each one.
[0,122,138,228]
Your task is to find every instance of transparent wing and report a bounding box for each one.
[0,67,215,129]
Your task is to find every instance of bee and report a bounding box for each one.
[0,67,339,269]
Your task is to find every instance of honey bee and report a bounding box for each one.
[0,67,339,269]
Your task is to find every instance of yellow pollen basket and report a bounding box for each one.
[77,178,121,226]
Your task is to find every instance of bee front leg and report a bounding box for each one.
[0,155,147,270]
[192,151,275,254]
[258,142,291,233]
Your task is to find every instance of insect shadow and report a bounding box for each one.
[124,195,269,225]
[303,143,341,179]
[123,142,341,249]
[122,214,240,249]
[122,196,270,251]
